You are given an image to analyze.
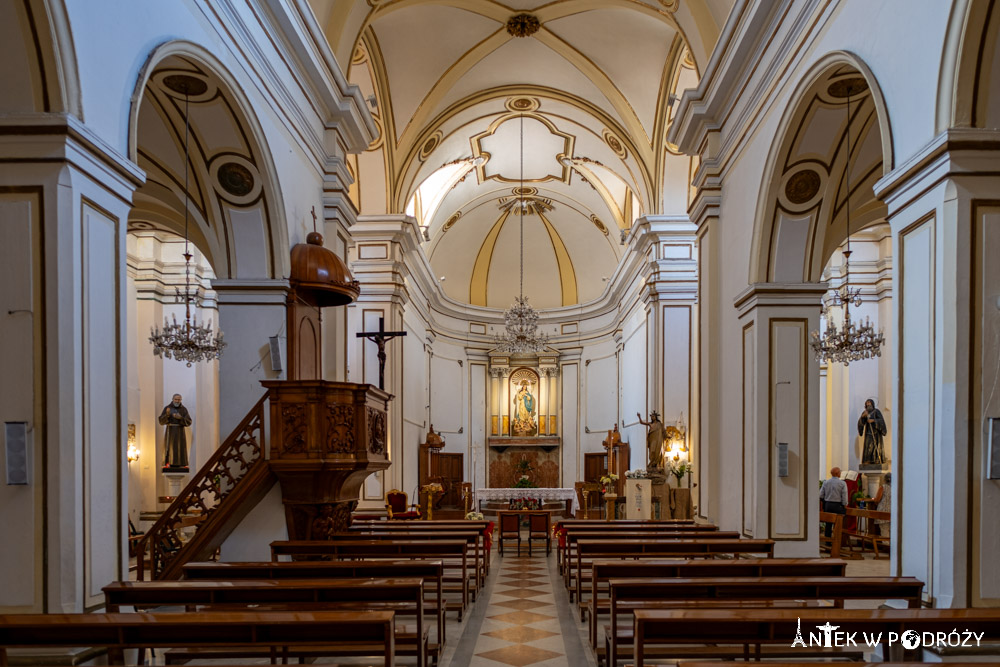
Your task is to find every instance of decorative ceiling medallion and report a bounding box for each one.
[218,162,254,197]
[498,195,554,216]
[590,215,609,236]
[128,221,157,232]
[603,129,628,160]
[351,47,367,65]
[506,97,539,112]
[785,169,821,205]
[162,74,208,97]
[210,155,262,205]
[442,211,461,232]
[657,0,680,11]
[512,186,537,197]
[506,13,541,38]
[827,77,868,98]
[419,131,442,161]
[682,48,696,69]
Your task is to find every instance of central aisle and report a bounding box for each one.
[444,549,592,667]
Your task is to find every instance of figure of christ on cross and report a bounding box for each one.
[356,317,407,390]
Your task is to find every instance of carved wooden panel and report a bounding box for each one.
[367,407,386,455]
[281,404,308,454]
[326,404,355,454]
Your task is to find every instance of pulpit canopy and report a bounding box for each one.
[289,232,361,307]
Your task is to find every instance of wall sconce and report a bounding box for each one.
[664,414,688,461]
[126,423,139,463]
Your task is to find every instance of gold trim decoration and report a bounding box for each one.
[603,128,628,160]
[419,131,442,161]
[442,210,461,233]
[471,112,575,185]
[506,96,539,112]
[590,214,609,236]
[537,211,578,306]
[491,415,498,435]
[469,210,511,306]
[827,77,869,98]
[502,415,509,434]
[498,194,553,216]
[506,13,541,38]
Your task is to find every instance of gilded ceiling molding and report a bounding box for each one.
[469,209,511,306]
[590,214,609,236]
[532,28,652,147]
[536,211,578,306]
[469,112,575,184]
[562,158,628,228]
[506,96,539,112]
[651,34,687,215]
[603,129,628,159]
[506,13,541,38]
[442,210,461,232]
[393,85,655,213]
[361,29,400,212]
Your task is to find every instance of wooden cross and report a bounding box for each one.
[356,317,407,390]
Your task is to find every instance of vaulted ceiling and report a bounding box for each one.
[308,0,732,309]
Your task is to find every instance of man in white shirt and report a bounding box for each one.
[819,467,848,537]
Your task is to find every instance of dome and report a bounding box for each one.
[289,232,361,307]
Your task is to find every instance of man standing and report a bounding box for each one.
[159,393,193,469]
[819,467,848,537]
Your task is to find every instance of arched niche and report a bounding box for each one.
[750,53,894,284]
[127,41,289,280]
[0,0,81,117]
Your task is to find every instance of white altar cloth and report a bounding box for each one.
[475,487,577,515]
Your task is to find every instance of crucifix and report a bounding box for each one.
[356,317,407,390]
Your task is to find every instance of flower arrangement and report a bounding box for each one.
[512,458,537,488]
[465,511,485,520]
[421,482,444,495]
[668,460,693,484]
[625,469,648,479]
[599,473,619,494]
[509,497,541,510]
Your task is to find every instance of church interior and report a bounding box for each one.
[2,0,1000,664]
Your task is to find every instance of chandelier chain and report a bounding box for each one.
[493,112,548,354]
[809,83,884,366]
[149,85,227,366]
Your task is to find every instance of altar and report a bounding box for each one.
[474,487,578,516]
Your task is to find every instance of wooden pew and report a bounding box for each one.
[555,520,712,572]
[351,520,494,574]
[631,608,1000,667]
[0,611,395,667]
[571,538,776,602]
[270,539,471,619]
[605,576,923,667]
[102,578,429,667]
[585,558,848,647]
[335,529,485,590]
[181,560,447,645]
[564,530,738,592]
[818,510,852,558]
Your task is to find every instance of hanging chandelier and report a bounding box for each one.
[809,83,883,366]
[150,82,226,367]
[494,114,549,354]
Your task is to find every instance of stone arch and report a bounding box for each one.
[750,52,894,285]
[938,0,1000,131]
[127,40,289,280]
[0,0,81,116]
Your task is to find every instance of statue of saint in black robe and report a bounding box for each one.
[159,398,192,469]
[858,399,887,465]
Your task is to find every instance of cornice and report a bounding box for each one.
[0,113,145,201]
[734,281,828,318]
[873,128,1000,208]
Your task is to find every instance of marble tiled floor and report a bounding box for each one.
[443,543,590,667]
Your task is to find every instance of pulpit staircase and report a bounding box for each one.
[135,393,275,580]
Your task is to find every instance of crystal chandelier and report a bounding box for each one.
[150,84,226,367]
[494,114,549,354]
[810,83,883,366]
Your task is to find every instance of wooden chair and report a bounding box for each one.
[127,516,145,559]
[386,489,421,520]
[528,511,551,556]
[498,512,521,556]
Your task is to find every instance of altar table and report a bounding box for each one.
[475,487,578,516]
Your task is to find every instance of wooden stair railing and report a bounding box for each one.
[136,393,276,580]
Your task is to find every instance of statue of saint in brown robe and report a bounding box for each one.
[159,394,192,469]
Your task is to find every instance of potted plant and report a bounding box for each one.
[512,458,537,488]
[668,460,693,486]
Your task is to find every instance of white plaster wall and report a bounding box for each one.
[218,483,287,562]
